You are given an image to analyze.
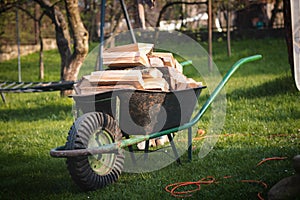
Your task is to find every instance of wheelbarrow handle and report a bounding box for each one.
[121,54,262,146]
[188,54,262,127]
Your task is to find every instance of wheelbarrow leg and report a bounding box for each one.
[167,134,181,164]
[124,134,136,165]
[144,140,150,160]
[188,127,192,161]
[1,92,6,104]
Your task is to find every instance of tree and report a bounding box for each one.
[62,0,89,83]
[14,3,46,79]
[214,0,245,57]
[1,0,88,95]
[35,0,88,89]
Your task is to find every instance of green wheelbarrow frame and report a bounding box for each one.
[50,55,262,158]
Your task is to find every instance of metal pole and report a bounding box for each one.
[97,0,106,71]
[119,0,137,43]
[16,6,21,82]
[208,0,213,71]
[188,127,192,161]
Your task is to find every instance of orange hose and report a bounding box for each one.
[256,157,288,167]
[240,179,268,200]
[165,157,289,199]
[165,177,268,199]
[165,176,215,198]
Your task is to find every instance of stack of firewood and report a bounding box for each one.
[75,43,202,95]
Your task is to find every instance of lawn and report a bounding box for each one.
[0,37,299,200]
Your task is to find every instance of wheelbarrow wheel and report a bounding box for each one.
[65,112,124,191]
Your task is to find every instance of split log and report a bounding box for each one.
[175,59,183,73]
[103,43,154,67]
[78,85,136,94]
[186,78,203,88]
[88,70,144,89]
[151,52,176,68]
[140,67,163,79]
[143,78,169,92]
[157,67,202,90]
[148,56,164,67]
[103,52,150,67]
[104,43,154,54]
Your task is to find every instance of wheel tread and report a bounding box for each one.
[65,112,124,191]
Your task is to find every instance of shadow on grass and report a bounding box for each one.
[0,152,82,199]
[230,76,298,99]
[1,143,299,199]
[0,104,72,122]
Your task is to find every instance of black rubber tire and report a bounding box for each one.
[65,112,124,191]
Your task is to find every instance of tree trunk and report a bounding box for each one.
[226,8,231,57]
[53,7,72,82]
[34,3,39,44]
[34,0,88,96]
[34,0,72,83]
[269,0,280,28]
[63,0,89,82]
[35,4,44,80]
[38,22,44,80]
[89,7,97,42]
[208,0,213,71]
[137,0,146,29]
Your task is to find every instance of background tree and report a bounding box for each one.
[214,0,246,57]
[35,0,88,88]
[0,0,88,95]
[12,3,46,79]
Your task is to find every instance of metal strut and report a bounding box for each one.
[97,0,137,71]
[119,0,137,43]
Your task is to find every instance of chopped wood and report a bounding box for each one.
[103,43,153,67]
[104,43,154,54]
[186,78,203,88]
[88,70,144,89]
[103,52,150,67]
[143,78,169,92]
[167,67,188,90]
[155,67,202,91]
[75,43,203,95]
[140,67,163,79]
[151,52,176,68]
[175,59,183,73]
[148,56,164,67]
[79,85,136,95]
[91,70,140,76]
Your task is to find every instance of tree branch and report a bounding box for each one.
[156,1,207,28]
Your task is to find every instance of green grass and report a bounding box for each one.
[0,38,299,199]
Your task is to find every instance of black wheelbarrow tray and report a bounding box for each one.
[50,55,262,191]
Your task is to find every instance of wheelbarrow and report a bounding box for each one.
[50,55,262,191]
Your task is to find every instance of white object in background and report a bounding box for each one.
[291,0,300,91]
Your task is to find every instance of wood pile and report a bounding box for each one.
[75,43,202,95]
[103,43,153,67]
